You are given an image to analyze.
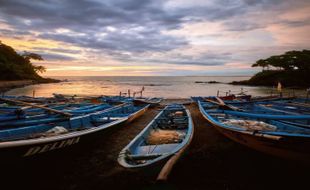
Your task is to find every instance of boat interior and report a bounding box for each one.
[125,106,189,164]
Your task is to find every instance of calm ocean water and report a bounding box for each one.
[5,76,289,98]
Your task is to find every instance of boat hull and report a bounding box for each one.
[213,124,310,163]
[0,120,126,162]
[0,105,149,162]
[199,105,310,163]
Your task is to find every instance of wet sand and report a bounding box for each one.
[1,99,309,190]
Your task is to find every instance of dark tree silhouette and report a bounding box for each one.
[233,50,310,87]
[0,41,46,80]
[252,50,310,71]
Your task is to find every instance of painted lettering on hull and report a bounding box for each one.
[23,137,80,157]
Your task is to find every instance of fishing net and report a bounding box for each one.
[222,119,277,131]
[46,126,68,134]
[30,126,68,138]
[146,129,185,145]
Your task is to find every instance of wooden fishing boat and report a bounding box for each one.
[198,100,310,163]
[133,97,163,107]
[0,103,149,160]
[118,104,193,178]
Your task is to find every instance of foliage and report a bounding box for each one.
[252,50,310,71]
[0,41,46,80]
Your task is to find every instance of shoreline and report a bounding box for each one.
[1,77,308,99]
[0,78,61,94]
[0,80,36,93]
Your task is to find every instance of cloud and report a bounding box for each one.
[32,47,81,54]
[38,52,76,61]
[0,0,309,74]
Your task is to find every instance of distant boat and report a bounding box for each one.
[198,100,310,163]
[219,94,251,101]
[0,103,149,160]
[101,96,133,104]
[118,104,193,178]
[133,97,163,107]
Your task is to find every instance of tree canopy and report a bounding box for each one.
[252,50,310,71]
[0,41,46,80]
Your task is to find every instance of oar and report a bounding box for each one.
[203,97,241,111]
[0,97,72,117]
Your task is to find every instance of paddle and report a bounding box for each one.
[0,97,72,117]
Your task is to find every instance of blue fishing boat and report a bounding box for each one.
[0,103,149,160]
[198,100,310,163]
[118,104,193,179]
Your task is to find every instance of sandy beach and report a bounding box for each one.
[0,99,309,190]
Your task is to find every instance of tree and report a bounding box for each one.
[22,52,44,61]
[34,65,46,73]
[0,42,46,80]
[252,59,269,70]
[252,50,310,71]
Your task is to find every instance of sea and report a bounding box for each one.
[5,76,303,98]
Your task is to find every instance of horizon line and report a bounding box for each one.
[44,75,253,77]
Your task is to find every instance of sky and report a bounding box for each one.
[0,0,310,76]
